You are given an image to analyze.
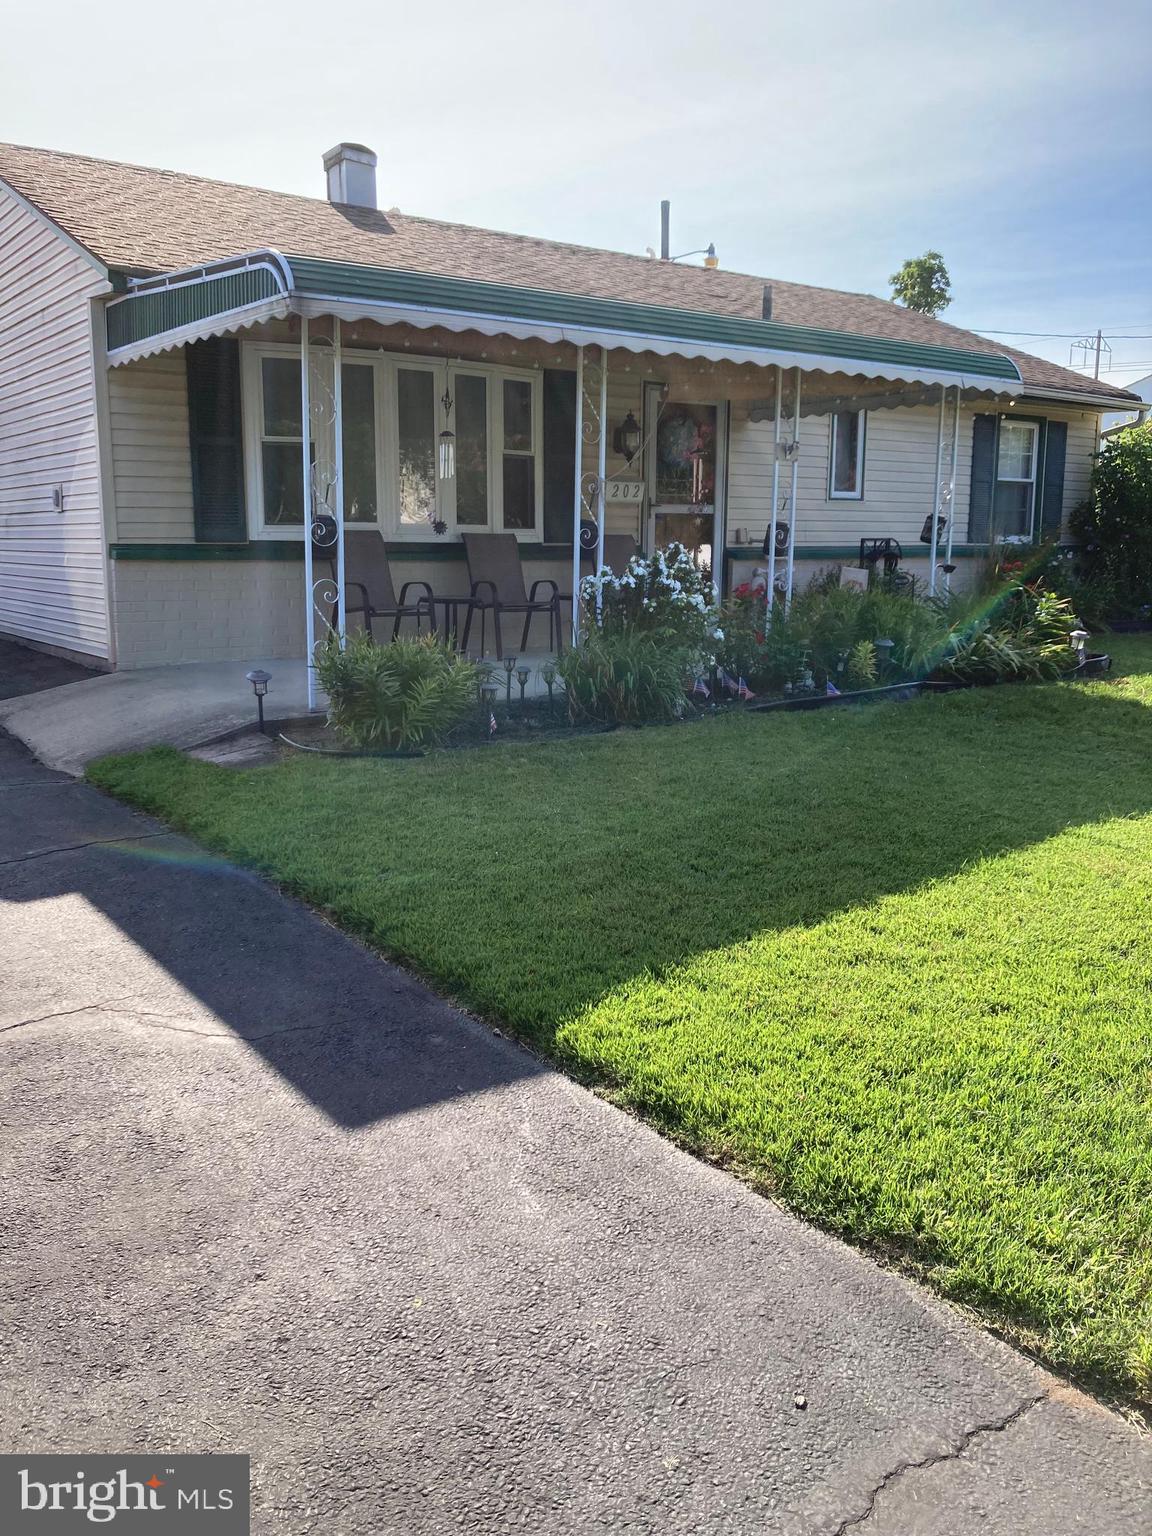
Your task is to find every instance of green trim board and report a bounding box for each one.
[111,541,991,564]
[725,545,987,562]
[108,541,564,562]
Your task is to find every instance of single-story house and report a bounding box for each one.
[0,139,1141,673]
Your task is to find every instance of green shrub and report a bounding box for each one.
[1070,423,1152,615]
[557,630,689,725]
[718,580,951,692]
[583,541,721,659]
[718,574,1081,694]
[315,631,483,750]
[932,588,1080,684]
[844,639,878,688]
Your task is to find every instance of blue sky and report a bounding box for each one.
[6,0,1151,384]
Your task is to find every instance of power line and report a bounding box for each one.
[972,328,1152,339]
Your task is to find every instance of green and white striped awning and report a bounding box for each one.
[104,248,1024,392]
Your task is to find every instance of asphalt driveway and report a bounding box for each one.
[1,728,1149,1534]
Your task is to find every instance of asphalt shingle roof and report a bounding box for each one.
[0,142,1136,402]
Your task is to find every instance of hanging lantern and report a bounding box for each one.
[438,380,456,480]
[613,410,642,464]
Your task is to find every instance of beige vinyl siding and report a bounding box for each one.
[1059,411,1097,527]
[727,404,973,551]
[0,188,111,658]
[727,399,1098,553]
[593,370,646,542]
[108,352,195,542]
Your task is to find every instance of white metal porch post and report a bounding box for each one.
[784,367,802,610]
[766,366,783,618]
[595,347,608,621]
[570,344,585,643]
[301,316,316,709]
[929,383,946,594]
[944,386,961,586]
[333,316,347,643]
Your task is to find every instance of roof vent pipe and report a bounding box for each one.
[660,200,670,260]
[762,284,773,320]
[323,143,378,210]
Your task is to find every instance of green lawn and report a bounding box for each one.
[89,635,1152,1406]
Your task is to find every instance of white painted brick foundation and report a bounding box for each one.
[110,555,575,668]
[112,561,306,668]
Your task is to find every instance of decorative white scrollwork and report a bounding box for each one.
[580,470,600,523]
[581,352,604,447]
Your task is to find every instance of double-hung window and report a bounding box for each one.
[828,409,866,499]
[994,420,1039,540]
[244,344,542,539]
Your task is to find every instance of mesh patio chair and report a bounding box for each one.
[460,533,563,659]
[315,527,436,641]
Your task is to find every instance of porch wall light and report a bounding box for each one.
[613,410,642,464]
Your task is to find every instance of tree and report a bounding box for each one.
[889,251,952,316]
[1069,422,1152,616]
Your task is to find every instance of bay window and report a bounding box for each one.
[395,365,437,529]
[243,343,542,539]
[257,356,308,526]
[341,363,378,523]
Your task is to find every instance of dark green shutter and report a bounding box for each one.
[967,412,998,543]
[1039,420,1067,541]
[186,338,247,543]
[542,368,576,543]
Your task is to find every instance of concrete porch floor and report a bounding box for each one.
[0,652,561,776]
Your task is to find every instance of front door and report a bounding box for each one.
[644,386,726,588]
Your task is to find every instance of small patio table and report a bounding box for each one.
[433,595,483,653]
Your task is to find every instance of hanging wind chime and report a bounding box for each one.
[438,379,456,481]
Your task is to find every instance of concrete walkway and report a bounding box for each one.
[0,656,312,775]
[0,651,559,774]
[1,730,1149,1534]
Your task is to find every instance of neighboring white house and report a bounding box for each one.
[1101,373,1152,436]
[0,140,1141,669]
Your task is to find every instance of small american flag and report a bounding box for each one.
[692,675,711,698]
[489,711,498,735]
[717,667,740,694]
[737,677,755,700]
[826,681,841,697]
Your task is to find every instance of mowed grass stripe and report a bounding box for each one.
[89,634,1152,1404]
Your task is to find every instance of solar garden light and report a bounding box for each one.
[503,655,517,709]
[1070,628,1089,664]
[875,637,895,675]
[245,668,271,734]
[540,660,558,717]
[516,666,530,707]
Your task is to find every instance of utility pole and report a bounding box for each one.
[1070,330,1112,378]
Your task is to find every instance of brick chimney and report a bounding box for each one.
[323,143,378,210]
